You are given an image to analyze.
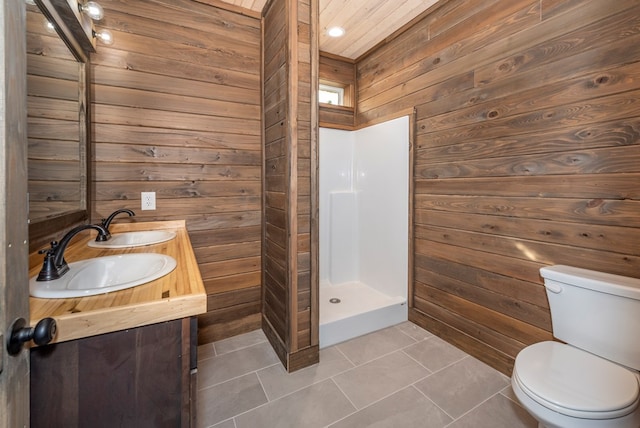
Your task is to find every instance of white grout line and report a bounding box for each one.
[442,391,502,427]
[325,378,359,425]
[210,335,268,357]
[254,366,271,402]
[333,343,357,366]
[255,358,355,403]
[407,356,484,424]
[401,348,435,375]
[225,399,272,424]
[499,387,530,411]
[197,363,280,393]
[203,416,235,428]
[197,343,217,361]
[394,324,421,343]
[411,384,457,423]
[225,377,354,427]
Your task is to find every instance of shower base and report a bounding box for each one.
[319,281,407,348]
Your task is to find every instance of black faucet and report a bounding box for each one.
[96,208,135,242]
[36,224,109,281]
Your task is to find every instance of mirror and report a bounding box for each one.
[27,0,94,251]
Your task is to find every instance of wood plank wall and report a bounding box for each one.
[356,0,640,375]
[90,0,262,344]
[262,0,319,372]
[262,0,291,363]
[319,53,355,129]
[296,0,319,369]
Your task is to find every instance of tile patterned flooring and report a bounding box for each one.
[196,322,538,428]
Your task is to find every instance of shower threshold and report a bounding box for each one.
[319,281,407,348]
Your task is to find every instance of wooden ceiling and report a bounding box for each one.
[215,0,441,59]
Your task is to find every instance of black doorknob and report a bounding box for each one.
[6,317,57,355]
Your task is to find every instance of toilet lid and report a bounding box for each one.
[514,341,639,418]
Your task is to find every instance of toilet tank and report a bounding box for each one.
[540,265,640,371]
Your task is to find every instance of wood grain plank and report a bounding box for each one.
[417,209,640,256]
[414,174,640,199]
[415,195,640,226]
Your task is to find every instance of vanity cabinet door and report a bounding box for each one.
[30,318,196,428]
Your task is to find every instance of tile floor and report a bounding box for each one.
[196,322,538,428]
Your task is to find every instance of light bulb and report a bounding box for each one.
[79,1,104,21]
[43,17,57,34]
[93,29,114,45]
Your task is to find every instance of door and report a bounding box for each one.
[0,1,30,426]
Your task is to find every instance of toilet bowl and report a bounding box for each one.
[512,266,640,428]
[512,341,640,428]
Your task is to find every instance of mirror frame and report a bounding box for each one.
[29,0,95,252]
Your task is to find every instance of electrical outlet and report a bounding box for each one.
[141,192,156,210]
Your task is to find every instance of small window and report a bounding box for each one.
[319,84,344,106]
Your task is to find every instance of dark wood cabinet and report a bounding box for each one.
[30,317,197,428]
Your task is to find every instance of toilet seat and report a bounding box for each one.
[513,341,640,419]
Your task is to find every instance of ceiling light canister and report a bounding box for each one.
[327,26,345,38]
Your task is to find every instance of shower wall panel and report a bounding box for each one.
[320,116,409,301]
[356,116,409,298]
[319,127,355,285]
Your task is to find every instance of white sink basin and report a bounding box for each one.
[87,230,176,249]
[30,253,177,299]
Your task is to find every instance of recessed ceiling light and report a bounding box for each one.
[327,26,345,38]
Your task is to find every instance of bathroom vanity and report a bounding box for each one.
[28,220,206,427]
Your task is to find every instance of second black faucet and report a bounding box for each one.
[97,208,136,242]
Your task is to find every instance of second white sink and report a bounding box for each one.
[29,253,177,299]
[88,230,176,249]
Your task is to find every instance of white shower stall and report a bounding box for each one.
[319,115,409,348]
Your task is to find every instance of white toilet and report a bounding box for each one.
[511,265,640,428]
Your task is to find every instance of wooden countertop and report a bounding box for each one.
[29,220,207,344]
